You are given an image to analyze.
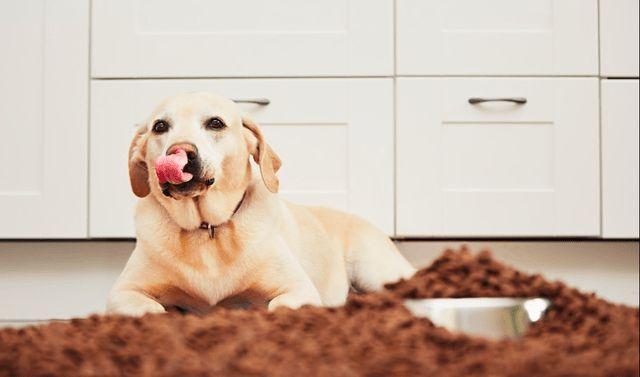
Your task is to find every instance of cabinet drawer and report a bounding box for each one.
[600,0,639,77]
[91,0,393,78]
[90,79,393,237]
[396,0,598,76]
[602,80,639,238]
[396,78,599,237]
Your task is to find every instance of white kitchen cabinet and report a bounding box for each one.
[602,80,639,238]
[600,0,639,77]
[90,79,394,237]
[91,0,393,78]
[396,78,600,237]
[0,0,88,238]
[397,0,598,76]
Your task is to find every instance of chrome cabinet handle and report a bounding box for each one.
[232,98,271,106]
[468,97,527,105]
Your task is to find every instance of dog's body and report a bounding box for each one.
[107,92,415,316]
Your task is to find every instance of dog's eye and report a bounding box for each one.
[205,117,226,130]
[152,120,170,134]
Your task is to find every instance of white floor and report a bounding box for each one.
[0,240,637,321]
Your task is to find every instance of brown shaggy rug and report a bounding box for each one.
[0,248,638,377]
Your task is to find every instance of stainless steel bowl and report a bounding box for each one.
[404,297,551,339]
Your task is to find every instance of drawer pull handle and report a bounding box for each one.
[468,97,527,105]
[232,98,271,106]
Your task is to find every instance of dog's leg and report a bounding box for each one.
[106,289,166,317]
[106,246,167,316]
[265,269,323,310]
[346,221,416,292]
[267,286,322,311]
[250,237,324,310]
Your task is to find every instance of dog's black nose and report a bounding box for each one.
[167,142,198,160]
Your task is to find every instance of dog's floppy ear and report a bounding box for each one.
[128,124,151,198]
[242,117,281,193]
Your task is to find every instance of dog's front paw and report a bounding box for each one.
[268,291,322,311]
[114,301,166,317]
[107,291,166,317]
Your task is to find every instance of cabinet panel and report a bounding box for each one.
[397,78,599,237]
[602,80,639,238]
[0,0,88,238]
[90,79,394,237]
[397,0,598,75]
[91,0,393,77]
[600,0,639,77]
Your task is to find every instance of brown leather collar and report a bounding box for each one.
[199,191,246,239]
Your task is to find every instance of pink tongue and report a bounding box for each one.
[154,148,194,185]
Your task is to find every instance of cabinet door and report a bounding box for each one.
[396,78,599,237]
[397,0,598,76]
[0,0,88,238]
[602,80,639,238]
[90,79,394,237]
[91,0,393,78]
[600,0,639,77]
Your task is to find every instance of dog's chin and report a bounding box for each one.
[161,179,213,199]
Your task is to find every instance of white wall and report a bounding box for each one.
[0,242,132,321]
[0,241,637,321]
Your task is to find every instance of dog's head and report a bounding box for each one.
[128,92,281,201]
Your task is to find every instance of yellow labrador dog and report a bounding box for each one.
[107,92,415,316]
